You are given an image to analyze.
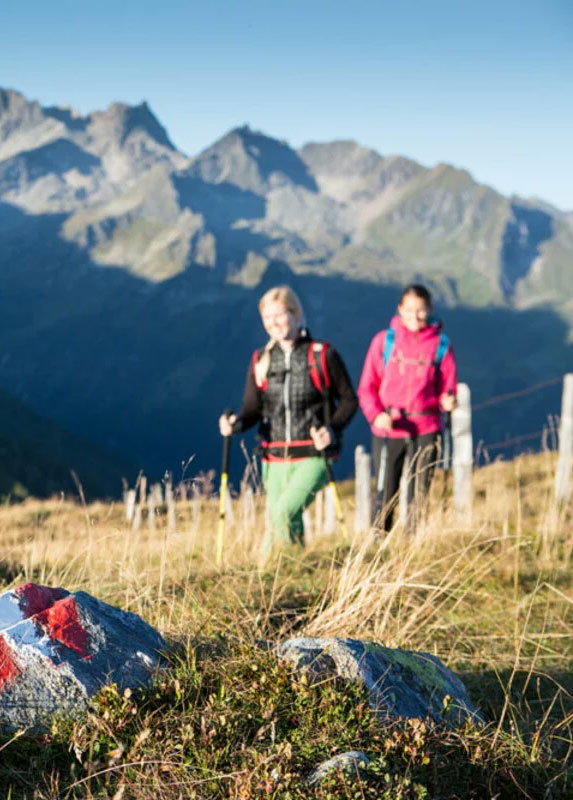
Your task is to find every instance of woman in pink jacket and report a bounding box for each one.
[358,284,457,531]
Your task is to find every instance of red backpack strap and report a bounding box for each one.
[308,341,331,393]
[252,348,268,391]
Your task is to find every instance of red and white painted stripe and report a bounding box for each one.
[0,583,91,692]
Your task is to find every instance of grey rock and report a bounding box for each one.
[306,750,370,786]
[276,637,483,728]
[0,582,167,731]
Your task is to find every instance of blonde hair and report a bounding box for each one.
[255,286,305,387]
[258,285,304,322]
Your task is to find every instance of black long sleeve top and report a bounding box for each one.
[232,335,358,460]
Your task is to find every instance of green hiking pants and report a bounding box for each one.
[262,457,329,554]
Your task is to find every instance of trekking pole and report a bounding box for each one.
[441,412,452,503]
[373,435,388,526]
[323,457,349,541]
[216,410,233,567]
[441,392,454,507]
[372,405,394,526]
[313,409,349,542]
[402,436,415,531]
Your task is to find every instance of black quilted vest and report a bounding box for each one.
[257,339,339,460]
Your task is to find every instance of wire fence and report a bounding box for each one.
[471,376,563,413]
[121,373,573,533]
[470,374,564,461]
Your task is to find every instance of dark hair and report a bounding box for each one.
[399,283,433,308]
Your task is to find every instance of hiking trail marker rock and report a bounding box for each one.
[276,637,483,728]
[0,583,167,731]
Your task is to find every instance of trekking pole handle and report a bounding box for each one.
[442,390,456,413]
[220,408,234,455]
[216,409,234,568]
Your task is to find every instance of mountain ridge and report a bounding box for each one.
[1,88,570,311]
[0,87,571,484]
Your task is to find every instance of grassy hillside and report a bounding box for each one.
[0,386,137,500]
[0,451,571,797]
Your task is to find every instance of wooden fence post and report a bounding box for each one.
[151,483,163,507]
[147,483,156,531]
[399,451,410,526]
[132,475,146,532]
[241,484,255,532]
[555,373,573,502]
[323,484,336,534]
[165,474,176,532]
[452,382,473,521]
[125,489,136,522]
[191,483,201,530]
[314,488,324,536]
[354,445,371,533]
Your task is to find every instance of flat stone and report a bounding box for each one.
[306,750,370,786]
[0,583,167,731]
[276,637,483,727]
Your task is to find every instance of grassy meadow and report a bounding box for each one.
[0,452,572,799]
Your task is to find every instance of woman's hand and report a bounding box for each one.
[219,413,236,437]
[310,425,332,452]
[440,393,457,413]
[373,411,393,431]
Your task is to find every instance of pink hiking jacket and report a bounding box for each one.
[358,315,457,439]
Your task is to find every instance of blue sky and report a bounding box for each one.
[2,0,572,208]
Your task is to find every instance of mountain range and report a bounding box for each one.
[0,87,571,489]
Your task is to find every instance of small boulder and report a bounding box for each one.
[0,583,167,731]
[276,637,482,727]
[306,750,370,786]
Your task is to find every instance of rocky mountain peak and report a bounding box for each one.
[0,88,65,166]
[0,88,31,116]
[0,90,186,213]
[0,88,47,145]
[189,125,318,195]
[88,101,175,150]
[0,86,570,317]
[298,140,423,208]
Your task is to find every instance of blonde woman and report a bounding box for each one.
[219,286,357,554]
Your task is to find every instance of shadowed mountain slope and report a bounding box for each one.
[0,384,137,500]
[0,88,571,488]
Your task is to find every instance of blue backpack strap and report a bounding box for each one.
[382,328,395,367]
[434,333,450,367]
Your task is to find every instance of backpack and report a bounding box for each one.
[382,328,450,368]
[307,341,331,394]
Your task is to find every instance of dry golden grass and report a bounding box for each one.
[0,451,570,668]
[0,451,572,798]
